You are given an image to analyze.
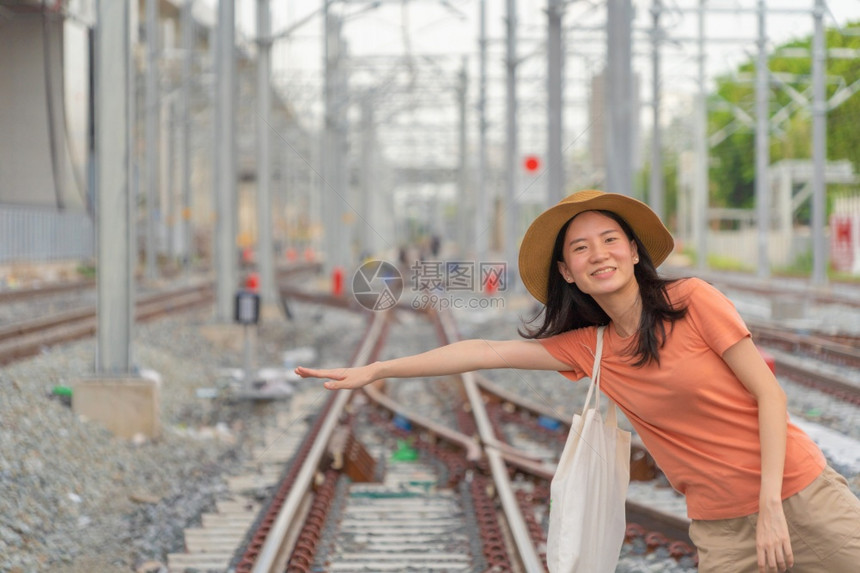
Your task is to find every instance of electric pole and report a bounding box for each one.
[145,0,160,280]
[606,0,634,196]
[755,0,770,279]
[811,0,827,286]
[214,0,238,321]
[649,0,664,220]
[547,0,564,205]
[505,0,520,278]
[256,0,275,305]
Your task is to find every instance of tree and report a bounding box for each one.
[707,22,860,220]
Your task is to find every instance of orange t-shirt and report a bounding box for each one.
[539,277,825,520]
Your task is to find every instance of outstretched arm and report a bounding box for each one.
[295,338,572,390]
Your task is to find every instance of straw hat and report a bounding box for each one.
[518,189,674,304]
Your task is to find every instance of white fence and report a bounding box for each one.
[0,205,94,263]
[706,228,810,269]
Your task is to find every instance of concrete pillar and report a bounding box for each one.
[77,0,160,440]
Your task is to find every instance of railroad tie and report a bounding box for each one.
[166,387,321,572]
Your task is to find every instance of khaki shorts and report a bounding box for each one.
[689,466,860,572]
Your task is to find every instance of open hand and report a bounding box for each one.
[756,503,794,572]
[294,365,376,390]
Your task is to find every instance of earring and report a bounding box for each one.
[633,257,639,263]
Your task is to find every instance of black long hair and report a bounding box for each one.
[519,210,687,367]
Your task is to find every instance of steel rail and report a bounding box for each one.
[278,285,357,310]
[681,269,860,310]
[0,306,94,343]
[362,381,484,462]
[0,263,320,363]
[475,371,564,421]
[435,308,545,573]
[748,320,860,364]
[773,351,860,404]
[0,284,213,365]
[0,261,315,307]
[0,283,210,338]
[251,310,389,573]
[475,371,653,458]
[363,381,548,467]
[0,279,94,303]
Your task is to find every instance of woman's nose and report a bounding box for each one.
[589,244,608,261]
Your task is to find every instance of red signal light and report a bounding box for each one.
[524,155,541,172]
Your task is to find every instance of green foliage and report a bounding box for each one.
[773,248,860,282]
[708,22,860,216]
[639,152,681,233]
[706,253,753,273]
[830,270,860,283]
[774,249,813,275]
[679,244,698,266]
[77,263,96,279]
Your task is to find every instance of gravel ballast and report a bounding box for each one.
[0,300,366,573]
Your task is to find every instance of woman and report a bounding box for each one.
[296,190,860,572]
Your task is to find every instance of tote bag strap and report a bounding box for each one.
[576,325,622,429]
[579,325,607,416]
[595,325,622,428]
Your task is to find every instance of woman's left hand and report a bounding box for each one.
[755,501,794,572]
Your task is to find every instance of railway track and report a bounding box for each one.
[0,263,322,366]
[682,269,860,311]
[163,290,698,572]
[0,278,94,303]
[748,320,860,367]
[747,321,860,405]
[0,283,213,365]
[300,407,483,572]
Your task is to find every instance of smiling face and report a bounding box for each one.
[556,210,640,300]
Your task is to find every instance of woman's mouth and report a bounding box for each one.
[591,266,616,277]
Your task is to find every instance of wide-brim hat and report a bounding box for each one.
[518,189,674,305]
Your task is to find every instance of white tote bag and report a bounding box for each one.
[546,325,631,573]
